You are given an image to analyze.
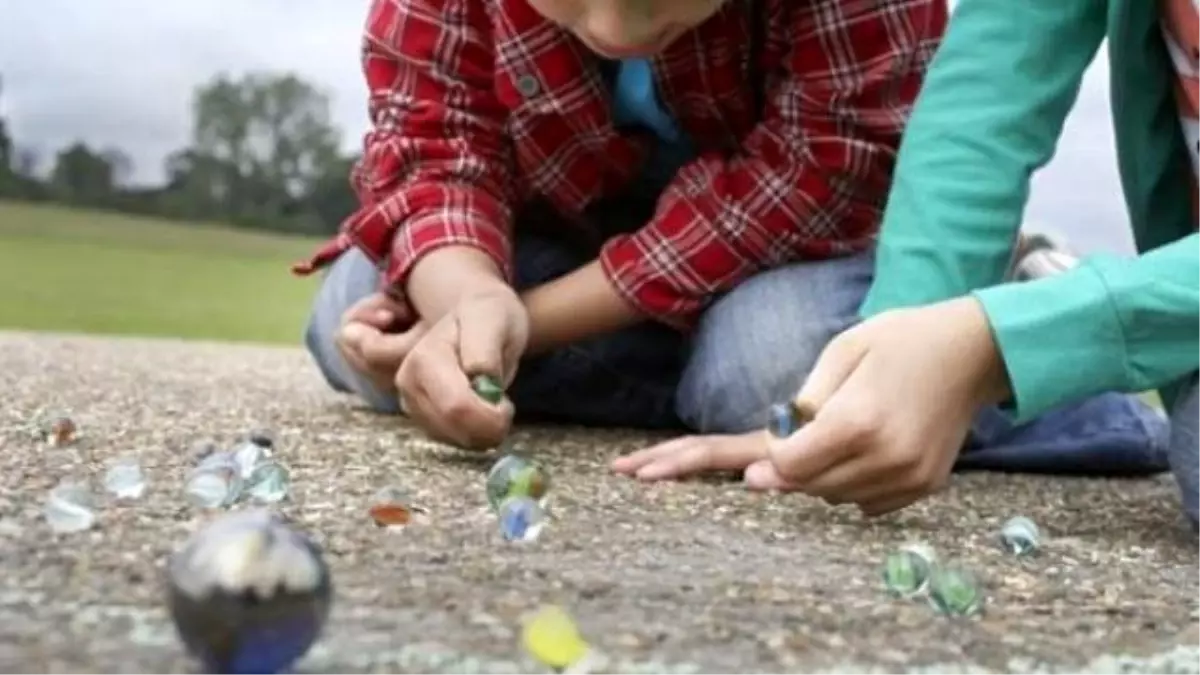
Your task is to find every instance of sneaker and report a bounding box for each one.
[1009,231,1080,281]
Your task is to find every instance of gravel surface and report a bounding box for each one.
[0,331,1197,674]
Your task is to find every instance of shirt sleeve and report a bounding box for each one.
[858,0,1107,315]
[340,0,517,293]
[975,235,1200,421]
[597,0,947,329]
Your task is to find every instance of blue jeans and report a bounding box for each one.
[1167,376,1199,529]
[304,235,1173,480]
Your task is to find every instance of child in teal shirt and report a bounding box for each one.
[752,0,1199,528]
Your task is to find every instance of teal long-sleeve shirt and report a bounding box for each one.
[860,0,1199,422]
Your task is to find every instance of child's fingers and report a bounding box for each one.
[611,437,694,474]
[619,434,768,482]
[635,449,711,480]
[343,293,411,330]
[395,377,462,447]
[791,328,867,422]
[455,301,513,383]
[360,326,425,370]
[336,322,375,374]
[400,335,512,451]
[633,438,754,481]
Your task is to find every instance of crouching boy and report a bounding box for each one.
[297,0,948,449]
[296,0,1167,487]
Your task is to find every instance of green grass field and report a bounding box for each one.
[0,199,1172,409]
[0,200,326,345]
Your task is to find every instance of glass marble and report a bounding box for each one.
[103,456,147,499]
[498,496,546,543]
[44,480,97,533]
[999,515,1040,557]
[246,429,275,450]
[186,452,244,509]
[38,413,78,447]
[166,509,331,675]
[246,460,290,504]
[521,605,589,671]
[766,401,814,438]
[486,454,550,512]
[368,486,426,528]
[882,543,937,598]
[471,374,505,405]
[928,565,984,616]
[232,441,271,480]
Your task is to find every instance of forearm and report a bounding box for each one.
[521,259,645,355]
[860,0,1105,318]
[405,246,510,322]
[355,0,516,324]
[973,235,1200,421]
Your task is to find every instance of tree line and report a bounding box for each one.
[0,72,360,236]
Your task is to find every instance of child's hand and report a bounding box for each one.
[744,297,1010,516]
[395,282,529,450]
[336,292,422,395]
[612,432,768,481]
[341,292,410,332]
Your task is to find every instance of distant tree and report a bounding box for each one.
[0,76,10,170]
[99,147,133,188]
[50,142,119,206]
[171,71,345,229]
[0,68,358,229]
[299,153,360,235]
[0,128,10,175]
[0,75,13,196]
[14,146,39,178]
[0,119,11,176]
[160,148,223,221]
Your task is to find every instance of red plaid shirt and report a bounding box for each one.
[294,0,947,329]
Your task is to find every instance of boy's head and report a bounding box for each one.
[528,0,725,59]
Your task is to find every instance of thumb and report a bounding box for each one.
[744,458,796,491]
[792,328,868,414]
[758,339,873,485]
[756,407,851,487]
[456,298,520,383]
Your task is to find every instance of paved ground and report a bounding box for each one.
[0,331,1196,674]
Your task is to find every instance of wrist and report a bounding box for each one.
[521,260,644,355]
[405,246,509,322]
[960,297,1014,406]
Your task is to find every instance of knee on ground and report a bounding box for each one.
[675,253,872,434]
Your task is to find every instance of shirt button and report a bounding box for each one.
[516,74,540,98]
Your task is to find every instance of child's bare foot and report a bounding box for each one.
[612,431,768,482]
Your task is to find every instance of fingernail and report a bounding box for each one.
[612,461,639,475]
[376,309,393,323]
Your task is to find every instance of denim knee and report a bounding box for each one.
[675,250,875,433]
[1168,377,1199,529]
[303,247,400,414]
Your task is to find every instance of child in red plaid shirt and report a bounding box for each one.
[298,0,947,454]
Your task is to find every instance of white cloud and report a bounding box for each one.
[0,0,370,184]
[0,0,1135,253]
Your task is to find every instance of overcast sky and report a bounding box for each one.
[0,0,1134,254]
